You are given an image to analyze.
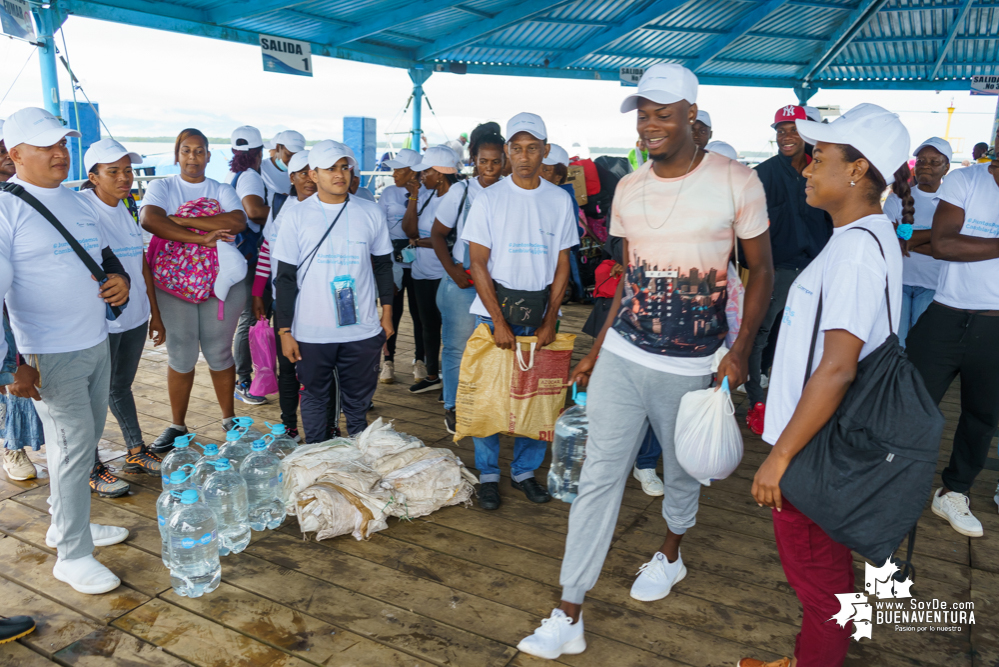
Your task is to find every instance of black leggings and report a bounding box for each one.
[413,277,442,377]
[386,268,424,363]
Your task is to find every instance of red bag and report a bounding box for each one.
[593,259,621,299]
[146,197,221,303]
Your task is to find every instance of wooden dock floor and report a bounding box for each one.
[0,303,994,666]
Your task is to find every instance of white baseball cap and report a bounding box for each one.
[308,140,357,170]
[83,138,141,173]
[795,103,910,185]
[287,150,310,173]
[620,64,698,113]
[913,136,953,162]
[695,110,712,128]
[384,148,421,169]
[506,112,547,142]
[705,141,738,161]
[2,107,80,149]
[803,106,823,122]
[542,143,570,167]
[274,130,306,153]
[413,145,458,174]
[264,138,276,150]
[0,119,4,143]
[230,125,263,151]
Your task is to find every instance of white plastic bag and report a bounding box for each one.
[673,377,743,486]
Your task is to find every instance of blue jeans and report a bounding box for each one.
[899,285,935,347]
[471,316,548,484]
[437,272,478,411]
[635,428,661,470]
[568,245,584,301]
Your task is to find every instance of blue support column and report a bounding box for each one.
[33,7,62,117]
[409,68,431,155]
[794,84,817,106]
[343,116,376,188]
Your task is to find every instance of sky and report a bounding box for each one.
[2,15,998,159]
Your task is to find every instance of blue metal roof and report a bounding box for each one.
[54,0,999,92]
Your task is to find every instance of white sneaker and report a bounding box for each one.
[46,523,129,549]
[632,466,665,497]
[994,484,999,511]
[516,609,586,660]
[630,551,686,602]
[52,555,120,594]
[760,373,769,389]
[3,448,37,481]
[379,360,395,384]
[932,488,983,537]
[413,359,428,382]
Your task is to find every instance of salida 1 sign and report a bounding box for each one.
[261,35,312,77]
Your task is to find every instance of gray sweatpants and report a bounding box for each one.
[32,340,111,560]
[560,349,710,604]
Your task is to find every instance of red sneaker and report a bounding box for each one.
[746,402,766,436]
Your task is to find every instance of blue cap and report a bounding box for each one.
[180,489,199,504]
[169,470,187,484]
[174,433,195,447]
[213,458,231,471]
[233,416,254,427]
[266,421,286,435]
[251,440,267,451]
[575,391,587,407]
[203,443,219,456]
[225,430,241,442]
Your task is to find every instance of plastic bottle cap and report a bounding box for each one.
[270,424,286,435]
[251,440,267,451]
[214,458,231,471]
[174,433,194,448]
[575,392,587,407]
[203,444,219,455]
[252,439,266,448]
[180,489,199,504]
[233,416,253,427]
[169,470,187,484]
[225,430,241,442]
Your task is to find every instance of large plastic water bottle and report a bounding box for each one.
[232,416,264,445]
[156,469,192,567]
[167,489,221,598]
[263,422,297,459]
[192,443,221,494]
[218,429,253,472]
[201,458,251,556]
[241,440,285,531]
[548,386,589,503]
[160,433,200,489]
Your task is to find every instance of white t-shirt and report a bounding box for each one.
[80,190,151,334]
[378,185,411,242]
[271,195,393,344]
[411,189,445,281]
[0,176,110,354]
[353,187,375,202]
[883,187,943,290]
[261,158,291,197]
[762,215,902,446]
[461,177,578,318]
[265,196,304,298]
[227,169,267,233]
[140,174,244,218]
[933,164,999,310]
[436,177,484,265]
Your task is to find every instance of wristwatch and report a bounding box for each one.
[278,328,292,336]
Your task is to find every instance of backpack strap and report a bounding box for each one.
[0,182,122,318]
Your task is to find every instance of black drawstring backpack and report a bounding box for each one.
[779,227,944,572]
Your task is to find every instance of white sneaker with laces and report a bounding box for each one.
[630,551,686,602]
[52,555,120,594]
[632,466,664,497]
[46,523,129,549]
[994,484,999,511]
[932,488,983,537]
[3,448,37,481]
[760,373,770,389]
[516,609,586,660]
[379,360,395,384]
[413,359,428,382]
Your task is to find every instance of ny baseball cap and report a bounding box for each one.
[620,64,698,113]
[230,125,263,151]
[384,148,421,169]
[507,112,547,142]
[695,110,712,128]
[308,140,358,170]
[542,143,570,167]
[274,130,306,153]
[83,138,141,173]
[802,106,823,122]
[795,103,910,185]
[412,145,458,174]
[287,150,310,173]
[2,107,80,149]
[705,141,738,161]
[772,105,808,129]
[913,136,953,162]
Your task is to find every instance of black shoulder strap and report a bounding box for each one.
[0,182,121,317]
[455,181,469,227]
[417,191,435,216]
[299,196,349,281]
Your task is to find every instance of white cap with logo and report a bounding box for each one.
[2,107,80,149]
[412,145,458,174]
[795,103,910,185]
[705,141,738,161]
[506,112,547,142]
[83,138,142,173]
[230,125,263,151]
[695,110,712,128]
[542,143,570,167]
[802,106,823,122]
[621,64,698,113]
[384,148,421,169]
[913,136,953,162]
[308,140,357,170]
[287,150,310,173]
[274,130,306,153]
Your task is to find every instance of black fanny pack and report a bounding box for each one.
[391,239,411,264]
[495,283,549,328]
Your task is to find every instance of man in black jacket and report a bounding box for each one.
[744,105,832,436]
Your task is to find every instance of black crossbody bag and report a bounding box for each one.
[0,182,124,320]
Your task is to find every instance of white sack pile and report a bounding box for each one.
[281,418,477,541]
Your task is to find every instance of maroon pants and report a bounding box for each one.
[772,499,855,666]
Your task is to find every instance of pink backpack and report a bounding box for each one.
[146,197,221,304]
